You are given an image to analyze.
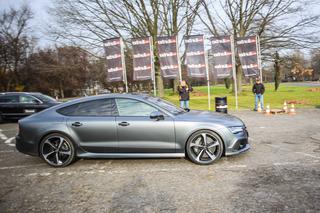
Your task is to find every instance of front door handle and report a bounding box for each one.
[72,122,83,127]
[118,122,130,127]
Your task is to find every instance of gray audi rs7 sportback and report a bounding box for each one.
[16,93,250,167]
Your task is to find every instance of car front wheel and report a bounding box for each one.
[40,133,76,167]
[186,130,224,165]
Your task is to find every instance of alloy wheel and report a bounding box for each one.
[40,134,75,167]
[187,131,223,165]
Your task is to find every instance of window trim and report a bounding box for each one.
[56,98,118,117]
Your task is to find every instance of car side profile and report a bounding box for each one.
[16,93,250,167]
[0,92,60,121]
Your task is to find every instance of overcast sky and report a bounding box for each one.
[0,0,53,47]
[1,0,320,52]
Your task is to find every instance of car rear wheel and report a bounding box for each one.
[40,133,76,167]
[186,130,224,165]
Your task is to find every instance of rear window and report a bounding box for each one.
[57,98,117,116]
[0,95,19,103]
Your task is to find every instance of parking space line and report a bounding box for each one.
[294,152,320,159]
[0,163,45,170]
[0,130,8,140]
[0,150,15,153]
[4,137,15,147]
[265,144,320,159]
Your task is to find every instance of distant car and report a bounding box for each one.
[16,93,250,167]
[0,92,60,121]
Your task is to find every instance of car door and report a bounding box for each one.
[64,98,118,153]
[0,95,20,117]
[18,94,43,115]
[115,98,175,153]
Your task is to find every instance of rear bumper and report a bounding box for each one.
[15,135,38,156]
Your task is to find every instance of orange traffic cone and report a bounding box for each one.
[265,104,271,115]
[289,103,296,115]
[283,101,288,113]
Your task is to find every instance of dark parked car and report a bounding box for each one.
[16,94,250,167]
[0,92,60,121]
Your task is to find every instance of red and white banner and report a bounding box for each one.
[103,37,126,82]
[237,35,260,77]
[210,36,233,79]
[184,35,206,78]
[132,37,154,81]
[157,36,180,79]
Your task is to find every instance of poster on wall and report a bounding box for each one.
[184,35,206,78]
[237,35,260,77]
[210,36,233,79]
[132,37,154,81]
[157,35,180,79]
[103,37,126,82]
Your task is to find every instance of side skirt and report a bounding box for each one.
[77,152,185,159]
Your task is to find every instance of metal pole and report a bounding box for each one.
[120,38,128,93]
[176,35,182,81]
[150,37,156,96]
[204,35,211,110]
[231,35,238,110]
[257,35,263,83]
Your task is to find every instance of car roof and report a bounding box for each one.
[69,93,151,102]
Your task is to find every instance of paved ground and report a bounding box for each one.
[0,109,320,212]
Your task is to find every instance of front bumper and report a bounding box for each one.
[225,130,250,156]
[15,135,38,156]
[225,143,251,156]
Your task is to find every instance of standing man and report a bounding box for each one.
[252,78,265,111]
[178,80,193,111]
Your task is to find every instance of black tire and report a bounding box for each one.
[186,130,224,165]
[39,133,76,167]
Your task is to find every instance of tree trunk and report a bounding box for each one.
[232,64,242,94]
[274,51,281,91]
[224,78,231,89]
[59,81,65,99]
[156,72,164,97]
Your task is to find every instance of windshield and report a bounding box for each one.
[33,94,57,103]
[146,96,184,115]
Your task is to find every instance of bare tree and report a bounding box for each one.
[198,0,320,93]
[0,4,34,91]
[50,0,202,97]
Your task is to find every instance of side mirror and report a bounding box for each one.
[150,111,164,121]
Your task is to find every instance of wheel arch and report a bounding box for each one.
[184,128,226,157]
[37,130,77,156]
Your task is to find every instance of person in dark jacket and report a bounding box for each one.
[178,80,193,111]
[252,78,265,111]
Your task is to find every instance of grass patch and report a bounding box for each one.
[164,83,320,110]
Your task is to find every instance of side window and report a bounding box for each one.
[19,95,38,104]
[57,99,117,116]
[0,95,19,103]
[116,98,157,116]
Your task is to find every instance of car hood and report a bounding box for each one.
[175,110,244,127]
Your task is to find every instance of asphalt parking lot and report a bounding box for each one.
[0,109,320,212]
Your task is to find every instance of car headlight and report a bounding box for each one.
[228,126,244,134]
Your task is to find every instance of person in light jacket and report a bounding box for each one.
[178,80,193,111]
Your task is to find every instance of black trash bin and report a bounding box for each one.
[215,97,228,113]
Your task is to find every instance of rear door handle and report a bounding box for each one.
[72,122,83,127]
[118,122,130,127]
